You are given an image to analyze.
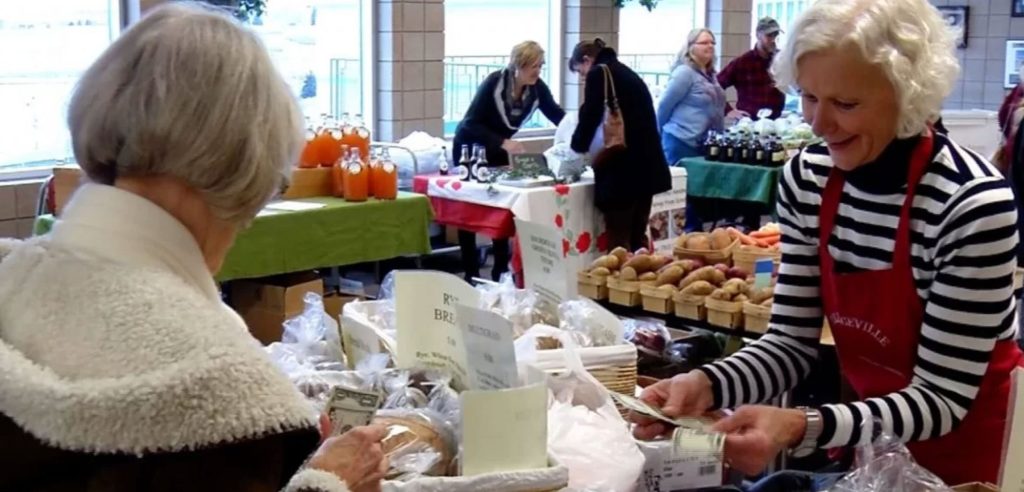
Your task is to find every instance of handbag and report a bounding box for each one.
[599,64,626,149]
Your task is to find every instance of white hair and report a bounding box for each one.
[772,0,960,138]
[68,2,303,225]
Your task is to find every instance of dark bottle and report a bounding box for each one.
[439,145,450,175]
[737,135,751,163]
[723,134,736,162]
[771,138,788,167]
[750,137,763,165]
[471,144,491,182]
[456,144,473,181]
[703,131,720,161]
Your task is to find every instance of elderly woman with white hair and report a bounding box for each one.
[0,4,386,491]
[634,0,1023,485]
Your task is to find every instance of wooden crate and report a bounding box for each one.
[577,271,609,300]
[742,301,771,334]
[606,277,641,307]
[672,291,708,321]
[705,297,743,329]
[732,245,781,276]
[639,285,674,314]
[282,167,333,199]
[673,233,737,266]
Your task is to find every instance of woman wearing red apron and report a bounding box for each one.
[633,0,1024,486]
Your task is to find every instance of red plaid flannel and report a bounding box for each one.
[717,48,786,118]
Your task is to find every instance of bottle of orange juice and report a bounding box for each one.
[375,147,398,200]
[316,116,342,168]
[331,144,350,198]
[367,147,381,198]
[342,147,368,202]
[352,113,371,161]
[299,126,319,169]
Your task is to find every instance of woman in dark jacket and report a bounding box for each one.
[453,41,565,281]
[569,39,671,251]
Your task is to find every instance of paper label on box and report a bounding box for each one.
[638,440,722,492]
[1000,367,1024,492]
[460,383,548,477]
[515,219,570,305]
[754,258,773,289]
[456,304,519,391]
[395,271,481,391]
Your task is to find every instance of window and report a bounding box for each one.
[618,0,705,97]
[444,0,561,136]
[752,0,812,112]
[252,0,374,133]
[0,0,121,177]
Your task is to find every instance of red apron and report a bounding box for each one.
[818,131,1024,485]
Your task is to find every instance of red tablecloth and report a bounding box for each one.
[413,175,516,239]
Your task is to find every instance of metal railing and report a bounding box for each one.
[329,58,362,118]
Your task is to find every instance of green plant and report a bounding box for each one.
[613,0,659,11]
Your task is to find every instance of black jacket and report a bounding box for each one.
[453,68,564,166]
[571,47,671,206]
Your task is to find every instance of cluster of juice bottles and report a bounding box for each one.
[298,113,397,201]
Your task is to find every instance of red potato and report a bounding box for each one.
[726,267,748,279]
[713,263,730,274]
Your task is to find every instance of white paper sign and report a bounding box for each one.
[394,271,481,391]
[1000,367,1024,492]
[456,304,519,391]
[647,167,687,255]
[515,218,570,305]
[461,383,549,477]
[637,439,722,492]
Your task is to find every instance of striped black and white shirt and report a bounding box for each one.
[697,133,1020,448]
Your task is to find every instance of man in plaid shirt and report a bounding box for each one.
[718,17,786,118]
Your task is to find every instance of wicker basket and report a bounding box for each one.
[640,285,675,314]
[672,291,708,321]
[528,344,639,417]
[577,271,610,300]
[742,301,771,334]
[673,234,738,266]
[705,297,744,329]
[606,276,641,307]
[732,245,781,276]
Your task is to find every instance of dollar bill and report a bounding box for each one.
[327,386,381,436]
[672,427,725,459]
[609,392,714,431]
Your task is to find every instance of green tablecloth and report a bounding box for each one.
[677,157,782,206]
[34,192,434,281]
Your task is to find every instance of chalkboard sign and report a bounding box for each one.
[511,153,547,170]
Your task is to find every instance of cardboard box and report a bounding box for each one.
[230,272,323,345]
[953,483,1000,492]
[52,166,83,216]
[323,291,364,323]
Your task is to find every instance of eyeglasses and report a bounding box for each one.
[694,40,716,46]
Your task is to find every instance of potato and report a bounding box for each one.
[620,266,638,281]
[759,298,774,307]
[734,294,749,303]
[590,254,619,271]
[639,272,658,281]
[679,266,727,289]
[685,234,712,251]
[710,228,733,250]
[748,287,774,305]
[680,280,715,296]
[709,288,732,301]
[656,265,685,286]
[651,255,673,270]
[624,254,655,273]
[657,284,677,292]
[721,278,750,296]
[610,247,629,265]
[590,267,612,277]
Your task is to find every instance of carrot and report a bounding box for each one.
[738,233,760,246]
[726,227,744,240]
[761,235,781,246]
[749,230,780,239]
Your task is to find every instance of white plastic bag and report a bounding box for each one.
[544,337,645,491]
[554,112,603,155]
[829,420,952,492]
[394,131,447,187]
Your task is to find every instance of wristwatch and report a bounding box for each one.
[790,407,823,458]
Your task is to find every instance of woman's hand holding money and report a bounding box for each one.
[307,425,390,492]
[632,371,715,440]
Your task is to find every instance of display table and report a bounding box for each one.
[34,193,434,281]
[677,157,782,227]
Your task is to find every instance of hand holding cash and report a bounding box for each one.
[610,392,725,458]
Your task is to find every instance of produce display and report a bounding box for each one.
[294,113,399,202]
[727,223,781,250]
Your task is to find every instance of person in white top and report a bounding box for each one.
[0,4,384,491]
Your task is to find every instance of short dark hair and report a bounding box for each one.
[569,38,606,73]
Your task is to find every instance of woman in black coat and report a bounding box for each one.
[569,39,671,251]
[452,41,565,281]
